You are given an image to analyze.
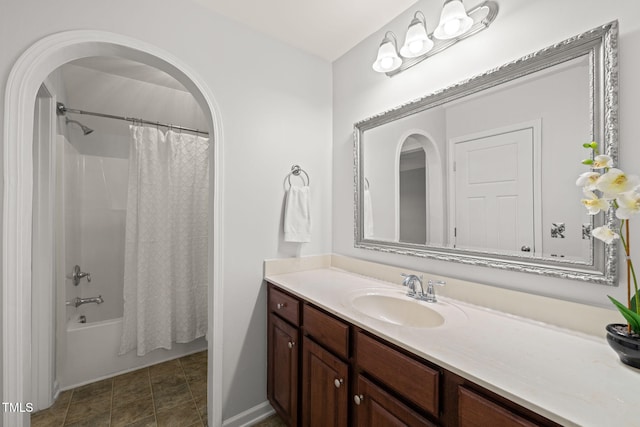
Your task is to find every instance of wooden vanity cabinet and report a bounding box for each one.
[266,282,560,427]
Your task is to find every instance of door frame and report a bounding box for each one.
[31,80,58,411]
[447,120,542,253]
[3,30,224,427]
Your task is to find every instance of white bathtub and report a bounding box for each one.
[62,317,207,389]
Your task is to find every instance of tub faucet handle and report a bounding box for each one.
[72,265,91,286]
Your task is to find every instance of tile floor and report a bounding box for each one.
[31,350,207,427]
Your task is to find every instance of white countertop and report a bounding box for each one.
[265,267,640,427]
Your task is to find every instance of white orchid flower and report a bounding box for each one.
[616,190,640,219]
[576,171,601,191]
[595,168,640,199]
[591,226,619,244]
[592,154,613,169]
[581,191,609,215]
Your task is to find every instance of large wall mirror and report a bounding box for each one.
[354,22,618,285]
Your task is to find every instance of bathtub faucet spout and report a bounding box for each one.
[67,295,104,308]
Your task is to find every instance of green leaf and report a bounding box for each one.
[583,143,592,148]
[632,291,638,313]
[608,296,640,333]
[582,159,594,165]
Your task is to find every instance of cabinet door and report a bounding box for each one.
[302,336,348,427]
[354,375,437,427]
[458,387,538,427]
[268,313,299,426]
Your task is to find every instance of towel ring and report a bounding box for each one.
[364,178,370,189]
[287,164,310,187]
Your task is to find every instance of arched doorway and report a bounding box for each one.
[3,30,223,427]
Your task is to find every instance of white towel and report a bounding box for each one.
[364,188,374,238]
[284,186,311,242]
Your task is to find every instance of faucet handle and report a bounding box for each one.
[400,273,416,296]
[424,279,445,303]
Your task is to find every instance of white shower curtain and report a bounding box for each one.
[120,125,209,356]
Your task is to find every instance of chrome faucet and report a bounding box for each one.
[425,280,446,303]
[401,274,424,299]
[67,295,104,307]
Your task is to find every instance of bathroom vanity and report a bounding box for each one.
[267,282,559,426]
[265,264,640,427]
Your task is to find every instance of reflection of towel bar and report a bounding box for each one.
[286,164,310,187]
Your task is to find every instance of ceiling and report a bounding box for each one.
[67,1,426,90]
[68,57,189,92]
[194,0,419,61]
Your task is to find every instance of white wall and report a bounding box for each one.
[0,0,332,421]
[333,0,640,309]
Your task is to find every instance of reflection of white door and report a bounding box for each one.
[452,128,534,253]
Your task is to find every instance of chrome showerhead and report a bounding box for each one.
[65,118,94,135]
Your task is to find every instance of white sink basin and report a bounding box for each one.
[352,294,444,328]
[347,289,467,329]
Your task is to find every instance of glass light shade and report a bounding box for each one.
[400,19,434,58]
[372,37,402,73]
[434,0,473,40]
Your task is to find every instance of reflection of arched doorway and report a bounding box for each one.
[395,130,445,245]
[399,136,428,244]
[3,31,223,427]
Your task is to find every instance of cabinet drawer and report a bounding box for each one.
[356,331,439,417]
[458,387,538,427]
[268,285,300,326]
[303,304,349,359]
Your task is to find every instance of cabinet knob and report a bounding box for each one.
[287,341,295,349]
[334,378,343,388]
[353,394,364,405]
[276,303,287,309]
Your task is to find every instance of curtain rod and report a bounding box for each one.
[56,102,209,136]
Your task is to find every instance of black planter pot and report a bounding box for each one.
[606,323,640,369]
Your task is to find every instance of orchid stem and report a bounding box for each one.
[619,220,640,317]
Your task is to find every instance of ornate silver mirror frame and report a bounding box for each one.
[354,21,618,285]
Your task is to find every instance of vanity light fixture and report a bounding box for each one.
[373,0,498,77]
[399,11,433,58]
[434,0,474,40]
[372,31,403,73]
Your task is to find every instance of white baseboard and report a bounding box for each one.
[222,401,275,427]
